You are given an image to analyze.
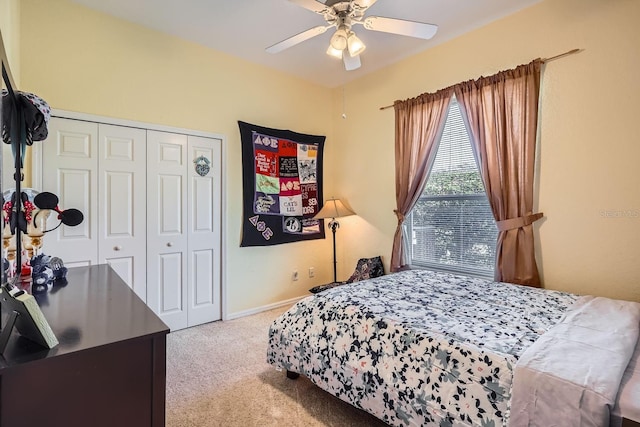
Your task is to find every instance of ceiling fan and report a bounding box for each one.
[266,0,438,71]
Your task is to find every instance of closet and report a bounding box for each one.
[38,115,223,331]
[146,130,222,329]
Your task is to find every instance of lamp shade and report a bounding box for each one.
[330,28,348,51]
[313,198,355,220]
[326,45,343,59]
[347,32,366,56]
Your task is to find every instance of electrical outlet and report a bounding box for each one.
[292,270,299,281]
[308,267,315,278]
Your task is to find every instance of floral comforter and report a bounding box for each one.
[267,269,578,426]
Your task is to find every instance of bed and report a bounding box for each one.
[267,269,640,426]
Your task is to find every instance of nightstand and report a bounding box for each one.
[623,418,640,427]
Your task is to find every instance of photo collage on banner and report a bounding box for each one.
[253,132,320,235]
[238,121,325,247]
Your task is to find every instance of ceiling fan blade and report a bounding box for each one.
[363,16,438,40]
[343,52,361,71]
[266,26,329,54]
[352,0,378,10]
[289,0,329,14]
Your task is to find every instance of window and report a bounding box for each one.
[407,98,498,278]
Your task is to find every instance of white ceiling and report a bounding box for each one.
[70,0,541,88]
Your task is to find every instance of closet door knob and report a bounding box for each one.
[166,242,173,247]
[113,246,122,251]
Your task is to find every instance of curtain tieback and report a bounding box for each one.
[394,210,405,224]
[496,212,544,232]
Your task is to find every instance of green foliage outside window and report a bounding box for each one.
[411,167,497,273]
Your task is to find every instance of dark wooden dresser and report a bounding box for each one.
[0,265,169,427]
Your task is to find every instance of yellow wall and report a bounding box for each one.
[18,0,336,316]
[0,0,20,86]
[15,0,640,315]
[334,0,640,302]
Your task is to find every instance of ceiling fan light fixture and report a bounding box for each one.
[267,0,438,73]
[326,45,343,58]
[330,28,348,50]
[347,32,366,56]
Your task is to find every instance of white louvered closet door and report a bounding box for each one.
[41,118,99,268]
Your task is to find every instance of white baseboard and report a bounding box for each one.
[225,296,305,321]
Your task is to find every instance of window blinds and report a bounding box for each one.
[410,99,498,277]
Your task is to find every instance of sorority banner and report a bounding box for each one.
[238,121,325,247]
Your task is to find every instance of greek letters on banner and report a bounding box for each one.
[238,121,325,247]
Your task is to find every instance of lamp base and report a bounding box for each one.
[328,218,339,282]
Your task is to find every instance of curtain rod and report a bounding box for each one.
[378,48,582,111]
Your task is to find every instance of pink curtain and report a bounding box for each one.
[391,87,454,272]
[454,60,543,286]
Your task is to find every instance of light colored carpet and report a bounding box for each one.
[166,305,389,427]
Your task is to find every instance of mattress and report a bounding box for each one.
[613,337,640,425]
[267,269,581,426]
[510,295,640,426]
